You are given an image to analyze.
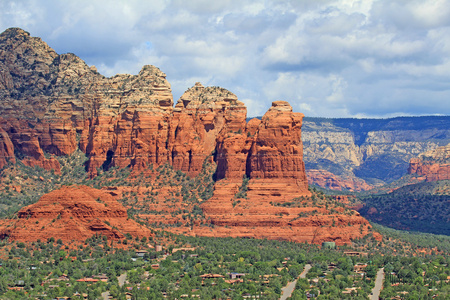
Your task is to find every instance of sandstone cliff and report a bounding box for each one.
[408,144,450,182]
[0,28,173,176]
[0,125,15,168]
[0,185,152,242]
[0,28,309,192]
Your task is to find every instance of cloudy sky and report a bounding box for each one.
[1,0,450,118]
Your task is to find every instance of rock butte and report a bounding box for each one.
[0,185,152,242]
[0,28,379,244]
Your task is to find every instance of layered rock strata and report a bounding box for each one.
[0,28,309,191]
[408,144,450,181]
[0,28,174,176]
[302,118,450,188]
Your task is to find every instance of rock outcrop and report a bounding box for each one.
[0,28,309,190]
[215,100,309,194]
[306,169,372,192]
[408,144,450,181]
[169,83,247,176]
[0,28,173,176]
[0,185,152,242]
[186,178,377,245]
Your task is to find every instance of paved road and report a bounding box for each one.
[101,272,127,300]
[280,264,311,300]
[299,264,312,279]
[370,268,384,300]
[101,291,110,300]
[118,272,127,287]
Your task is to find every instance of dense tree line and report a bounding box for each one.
[359,181,450,235]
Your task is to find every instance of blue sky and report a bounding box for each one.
[1,0,450,118]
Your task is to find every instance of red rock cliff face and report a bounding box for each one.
[0,28,174,175]
[214,101,309,202]
[169,83,247,176]
[408,144,450,181]
[0,28,310,187]
[248,101,309,193]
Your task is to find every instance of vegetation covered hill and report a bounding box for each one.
[357,180,450,235]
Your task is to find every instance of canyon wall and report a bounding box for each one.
[408,144,450,181]
[302,118,450,190]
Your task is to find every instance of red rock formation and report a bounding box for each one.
[195,177,377,245]
[196,99,376,245]
[0,28,174,175]
[408,144,450,181]
[247,101,309,194]
[215,101,309,197]
[307,169,374,192]
[0,118,61,173]
[0,28,380,245]
[0,185,152,242]
[168,83,247,177]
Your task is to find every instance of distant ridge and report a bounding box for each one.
[301,115,450,189]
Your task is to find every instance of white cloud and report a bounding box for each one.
[1,0,449,118]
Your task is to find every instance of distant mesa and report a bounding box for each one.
[302,116,450,190]
[306,169,372,192]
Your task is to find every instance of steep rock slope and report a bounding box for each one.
[0,185,152,242]
[0,28,173,175]
[408,144,450,182]
[0,126,15,167]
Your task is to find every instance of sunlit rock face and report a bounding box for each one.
[408,144,450,181]
[0,185,152,242]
